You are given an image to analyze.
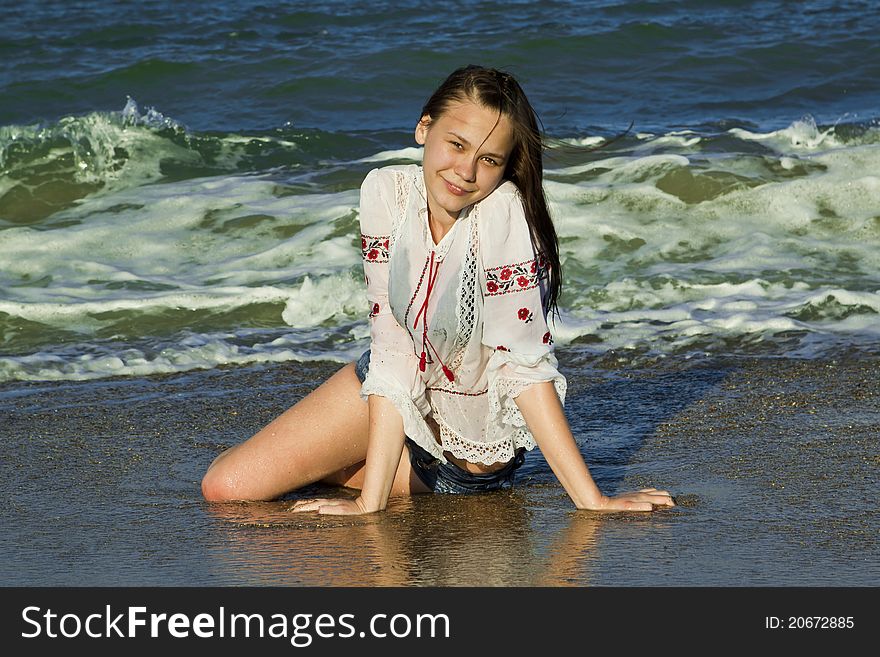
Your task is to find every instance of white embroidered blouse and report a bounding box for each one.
[359,164,567,466]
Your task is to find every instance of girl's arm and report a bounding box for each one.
[515,381,674,511]
[291,395,406,515]
[477,187,673,512]
[293,169,419,516]
[357,395,407,511]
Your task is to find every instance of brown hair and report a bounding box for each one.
[420,65,562,317]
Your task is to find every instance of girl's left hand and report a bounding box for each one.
[594,488,675,512]
[290,497,375,515]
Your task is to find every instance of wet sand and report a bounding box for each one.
[1,352,877,586]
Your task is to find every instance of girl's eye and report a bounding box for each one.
[481,157,499,166]
[450,141,463,150]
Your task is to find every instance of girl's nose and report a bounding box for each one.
[455,156,477,183]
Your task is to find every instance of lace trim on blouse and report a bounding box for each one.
[435,364,567,464]
[390,168,409,251]
[449,204,480,372]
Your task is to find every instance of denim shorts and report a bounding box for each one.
[354,350,525,494]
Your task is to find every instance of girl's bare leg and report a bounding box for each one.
[201,362,428,501]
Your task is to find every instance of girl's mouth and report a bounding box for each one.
[443,178,471,196]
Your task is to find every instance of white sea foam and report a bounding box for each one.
[634,131,702,151]
[0,174,360,297]
[537,122,880,362]
[357,147,423,163]
[546,153,691,179]
[0,333,366,382]
[557,136,607,147]
[0,99,198,194]
[728,116,845,152]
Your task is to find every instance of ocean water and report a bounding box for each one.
[1,0,879,382]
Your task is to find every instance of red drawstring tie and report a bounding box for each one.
[413,251,455,382]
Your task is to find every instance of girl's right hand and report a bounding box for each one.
[291,497,377,515]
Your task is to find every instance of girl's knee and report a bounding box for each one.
[200,447,301,502]
[200,463,234,502]
[200,457,254,502]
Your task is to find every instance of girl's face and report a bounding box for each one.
[415,99,514,224]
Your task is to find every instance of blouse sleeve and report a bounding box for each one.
[358,168,431,424]
[479,183,567,436]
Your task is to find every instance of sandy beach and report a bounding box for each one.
[2,351,877,586]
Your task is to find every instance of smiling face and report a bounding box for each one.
[415,99,515,225]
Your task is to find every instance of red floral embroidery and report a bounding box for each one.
[543,331,553,345]
[496,345,509,351]
[484,257,543,296]
[369,302,380,318]
[518,307,533,323]
[361,233,390,263]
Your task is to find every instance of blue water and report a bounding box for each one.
[4,0,878,133]
[1,0,879,381]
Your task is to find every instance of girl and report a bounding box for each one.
[201,65,674,515]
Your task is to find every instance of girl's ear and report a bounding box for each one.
[414,115,431,145]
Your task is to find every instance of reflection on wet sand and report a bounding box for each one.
[203,488,617,586]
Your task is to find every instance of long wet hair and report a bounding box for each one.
[420,65,562,318]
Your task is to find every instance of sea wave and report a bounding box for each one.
[1,112,879,381]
